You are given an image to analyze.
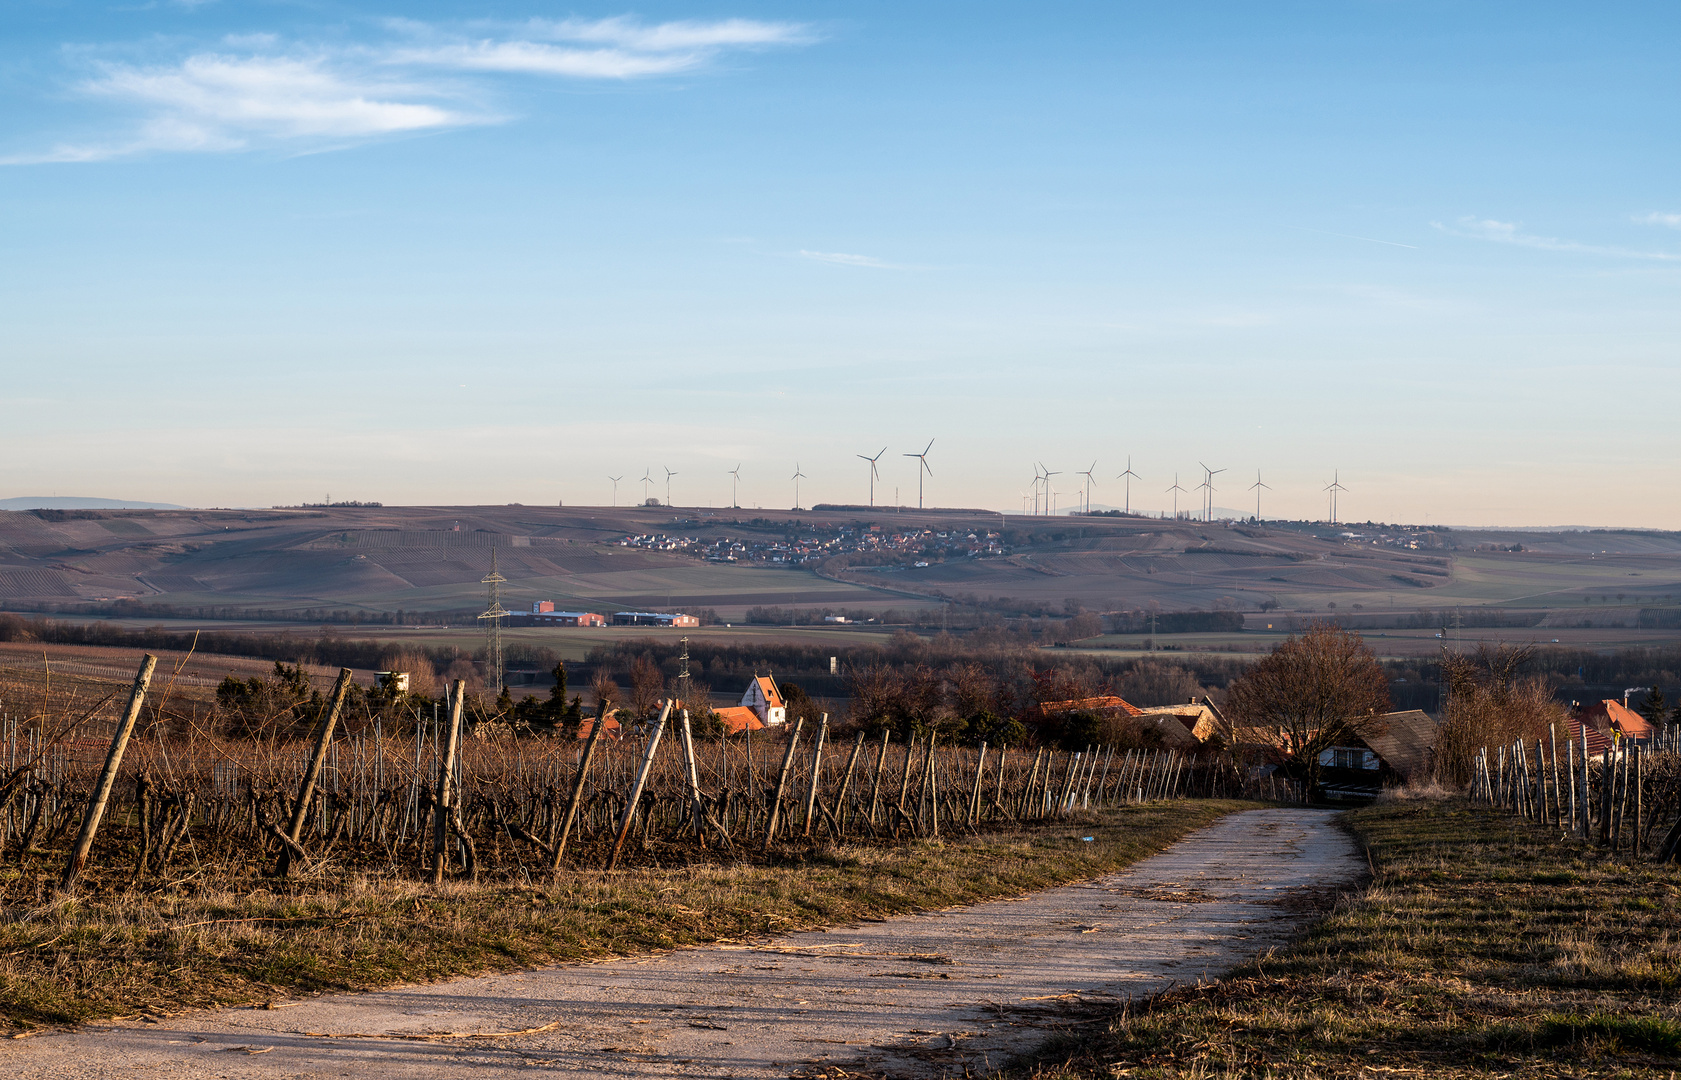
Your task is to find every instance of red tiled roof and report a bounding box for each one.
[1565,718,1614,757]
[1603,700,1654,740]
[1040,695,1142,717]
[713,706,764,735]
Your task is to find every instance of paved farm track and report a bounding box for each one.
[8,808,1363,1079]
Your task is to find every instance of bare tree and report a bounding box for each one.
[1223,623,1391,793]
[629,654,664,720]
[1434,643,1568,785]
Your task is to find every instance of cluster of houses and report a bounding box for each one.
[570,671,1663,802]
[618,525,1008,567]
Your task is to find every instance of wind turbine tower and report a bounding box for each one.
[663,467,678,508]
[728,464,742,509]
[857,447,885,507]
[1249,469,1271,522]
[639,469,653,505]
[1197,462,1226,522]
[903,439,934,509]
[1039,463,1062,516]
[608,475,621,507]
[1324,470,1348,524]
[1079,461,1097,515]
[791,462,807,510]
[1115,455,1141,514]
[1166,473,1187,520]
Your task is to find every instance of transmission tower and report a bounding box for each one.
[479,548,510,696]
[678,635,691,709]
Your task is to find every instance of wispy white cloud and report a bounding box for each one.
[1437,216,1681,261]
[391,42,702,78]
[522,16,809,52]
[799,250,897,268]
[6,15,810,164]
[1637,211,1681,229]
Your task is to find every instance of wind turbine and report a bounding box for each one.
[1079,461,1097,515]
[903,438,934,509]
[1249,469,1271,522]
[791,462,808,510]
[856,447,885,507]
[1115,456,1141,514]
[639,469,653,504]
[1166,474,1187,520]
[608,475,622,507]
[1324,470,1347,524]
[1039,463,1062,516]
[663,466,678,508]
[1197,462,1226,522]
[728,464,742,509]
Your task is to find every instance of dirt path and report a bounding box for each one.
[8,808,1362,1079]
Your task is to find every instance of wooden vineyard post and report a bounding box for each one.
[833,731,867,837]
[680,709,706,843]
[1020,748,1044,817]
[552,702,607,869]
[607,699,672,871]
[1549,725,1561,827]
[1566,738,1578,835]
[762,715,805,852]
[893,737,919,831]
[866,730,890,831]
[802,714,828,838]
[1632,745,1642,857]
[432,679,465,885]
[992,745,1009,819]
[967,742,988,827]
[277,667,354,876]
[61,653,157,892]
[923,734,940,837]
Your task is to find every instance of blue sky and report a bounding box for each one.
[3,2,1679,525]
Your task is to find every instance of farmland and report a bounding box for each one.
[5,506,1681,643]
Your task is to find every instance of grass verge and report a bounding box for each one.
[0,799,1252,1032]
[1018,796,1681,1079]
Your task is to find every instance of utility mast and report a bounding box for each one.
[479,548,510,696]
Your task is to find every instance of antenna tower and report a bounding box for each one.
[479,548,510,696]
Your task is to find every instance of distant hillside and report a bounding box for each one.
[0,503,1674,627]
[0,497,185,511]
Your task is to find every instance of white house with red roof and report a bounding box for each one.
[741,674,787,726]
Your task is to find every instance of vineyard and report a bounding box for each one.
[2,654,1213,900]
[1470,724,1681,860]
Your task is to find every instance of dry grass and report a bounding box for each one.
[1015,797,1681,1079]
[0,799,1251,1033]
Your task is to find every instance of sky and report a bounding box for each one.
[2,2,1679,527]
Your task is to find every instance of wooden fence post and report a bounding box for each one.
[551,704,607,869]
[834,730,866,837]
[60,654,157,892]
[680,709,706,843]
[967,742,988,826]
[802,714,828,838]
[432,679,465,885]
[276,667,355,875]
[866,729,890,831]
[607,700,672,871]
[762,715,805,852]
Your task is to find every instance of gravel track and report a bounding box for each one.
[7,807,1362,1079]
